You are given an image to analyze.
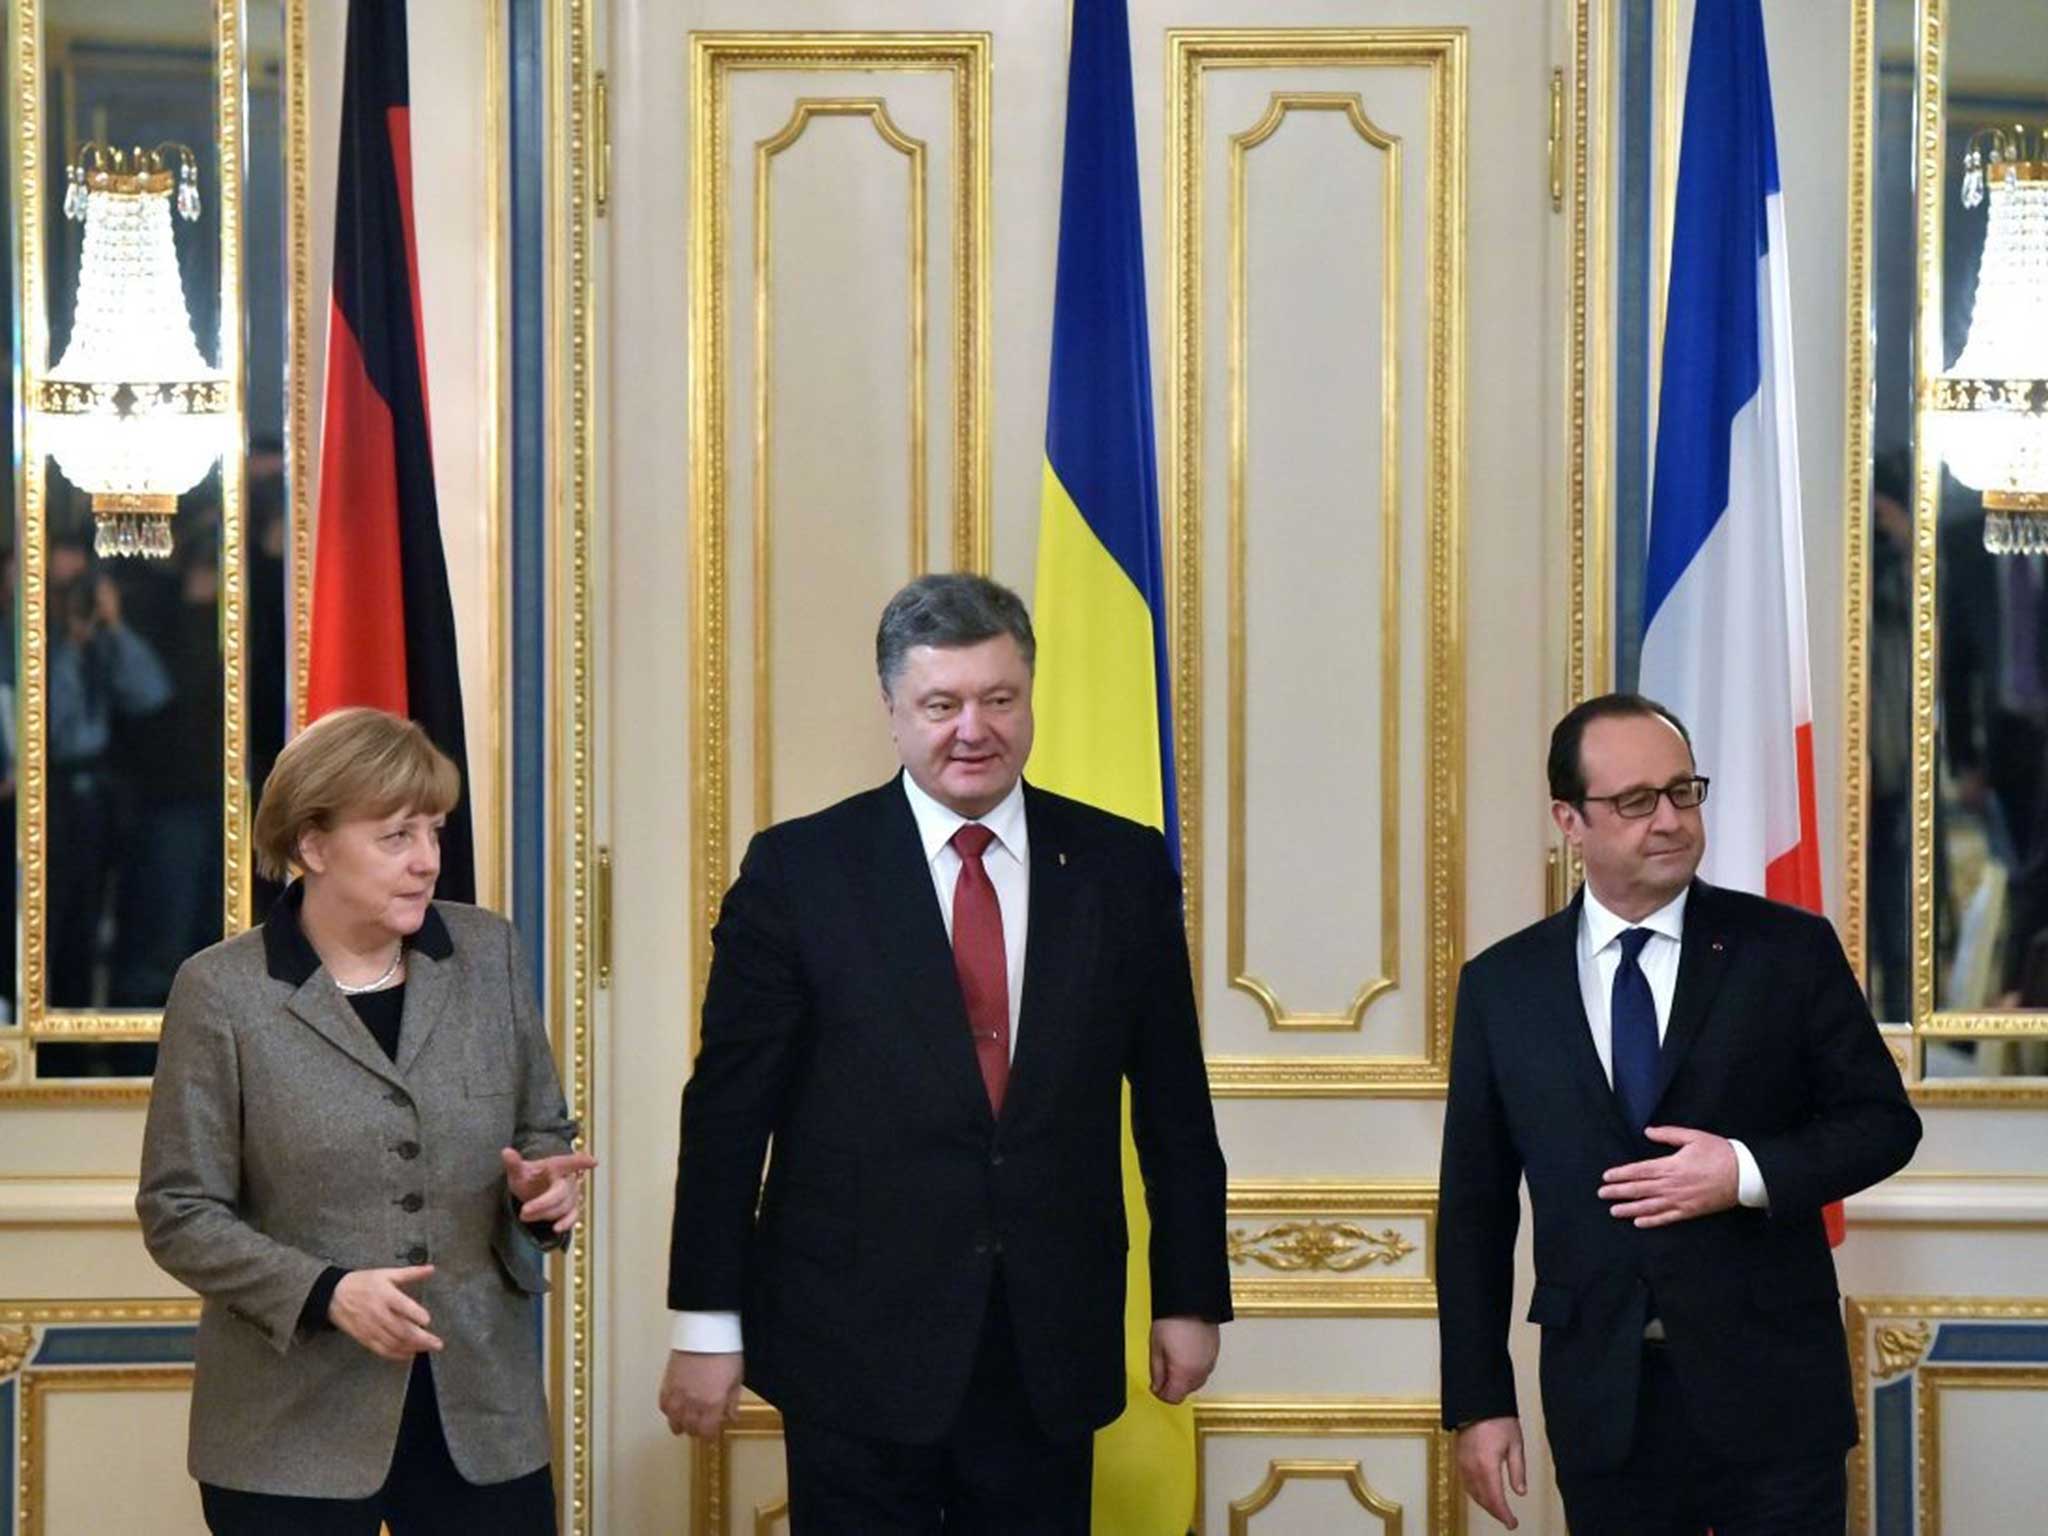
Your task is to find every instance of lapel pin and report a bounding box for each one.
[1058,851,1067,867]
[1711,939,1724,953]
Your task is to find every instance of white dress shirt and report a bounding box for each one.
[1577,884,1768,1209]
[672,774,1032,1355]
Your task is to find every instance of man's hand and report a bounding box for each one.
[1599,1125,1738,1227]
[501,1146,599,1233]
[1455,1416,1527,1530]
[660,1350,744,1438]
[329,1265,443,1361]
[1148,1316,1219,1404]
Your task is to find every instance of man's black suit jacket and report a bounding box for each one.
[668,776,1231,1444]
[1436,881,1920,1474]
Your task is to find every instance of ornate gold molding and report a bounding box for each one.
[19,1367,192,1536]
[692,1399,785,1536]
[1917,1364,2048,1536]
[1226,1179,1435,1317]
[1228,1458,1402,1535]
[544,0,598,1527]
[1192,1399,1454,1536]
[752,97,928,829]
[1846,1294,2048,1533]
[688,33,992,1038]
[1169,29,1466,1097]
[0,1325,31,1381]
[1873,1318,1933,1380]
[1226,92,1400,1034]
[1840,0,1875,994]
[1228,1221,1415,1273]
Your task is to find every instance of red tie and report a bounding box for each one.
[950,823,1009,1115]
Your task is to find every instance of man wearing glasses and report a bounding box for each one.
[1436,693,1920,1535]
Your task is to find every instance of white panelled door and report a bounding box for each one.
[598,2,1567,1530]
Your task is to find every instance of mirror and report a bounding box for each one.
[1908,0,2048,1081]
[5,0,299,1089]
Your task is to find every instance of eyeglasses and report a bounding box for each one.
[1578,776,1710,819]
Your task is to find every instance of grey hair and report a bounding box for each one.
[875,574,1036,695]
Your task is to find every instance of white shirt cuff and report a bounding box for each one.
[670,1310,744,1353]
[1729,1139,1769,1209]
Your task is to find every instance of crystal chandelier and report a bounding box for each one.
[34,144,230,559]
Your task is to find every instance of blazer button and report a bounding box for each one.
[387,1088,410,1106]
[989,1151,1005,1167]
[395,1140,421,1160]
[399,1193,424,1213]
[404,1245,430,1265]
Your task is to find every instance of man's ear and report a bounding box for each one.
[1549,799,1583,845]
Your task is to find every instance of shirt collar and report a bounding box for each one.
[262,877,454,986]
[1581,882,1688,956]
[900,770,1028,867]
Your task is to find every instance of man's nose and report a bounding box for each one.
[1649,792,1683,831]
[955,704,987,739]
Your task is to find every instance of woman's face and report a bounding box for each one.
[299,807,444,939]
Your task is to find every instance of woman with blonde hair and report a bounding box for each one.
[140,706,593,1533]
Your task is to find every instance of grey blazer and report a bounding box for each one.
[138,896,577,1498]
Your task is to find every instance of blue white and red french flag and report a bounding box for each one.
[1643,0,1820,911]
[1643,0,1838,1242]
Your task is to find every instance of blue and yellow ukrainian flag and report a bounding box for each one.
[1030,1,1190,1530]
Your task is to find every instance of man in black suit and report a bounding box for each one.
[659,574,1231,1532]
[1437,693,1920,1535]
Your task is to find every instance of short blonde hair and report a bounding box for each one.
[252,708,461,880]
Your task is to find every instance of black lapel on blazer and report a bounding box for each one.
[1650,879,1734,1112]
[1003,784,1093,1122]
[851,777,995,1125]
[1544,889,1635,1138]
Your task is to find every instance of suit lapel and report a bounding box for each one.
[1004,786,1092,1122]
[1651,880,1734,1112]
[1544,892,1634,1139]
[284,975,407,1090]
[852,779,994,1124]
[393,942,455,1079]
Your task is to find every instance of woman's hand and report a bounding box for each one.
[501,1146,599,1233]
[329,1265,443,1360]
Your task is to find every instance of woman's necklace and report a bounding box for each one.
[334,947,404,995]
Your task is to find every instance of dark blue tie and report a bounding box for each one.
[1611,928,1660,1131]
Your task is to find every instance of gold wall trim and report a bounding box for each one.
[1227,1179,1436,1317]
[1840,0,1875,992]
[1228,1459,1402,1535]
[217,0,250,944]
[0,1299,201,1536]
[19,1367,192,1536]
[542,0,597,1525]
[692,1399,785,1536]
[285,0,311,726]
[751,97,928,829]
[1168,29,1465,1097]
[1566,0,1613,710]
[1225,91,1400,1034]
[1192,1398,1455,1536]
[1917,1365,2048,1536]
[688,32,992,1034]
[1845,1295,2048,1534]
